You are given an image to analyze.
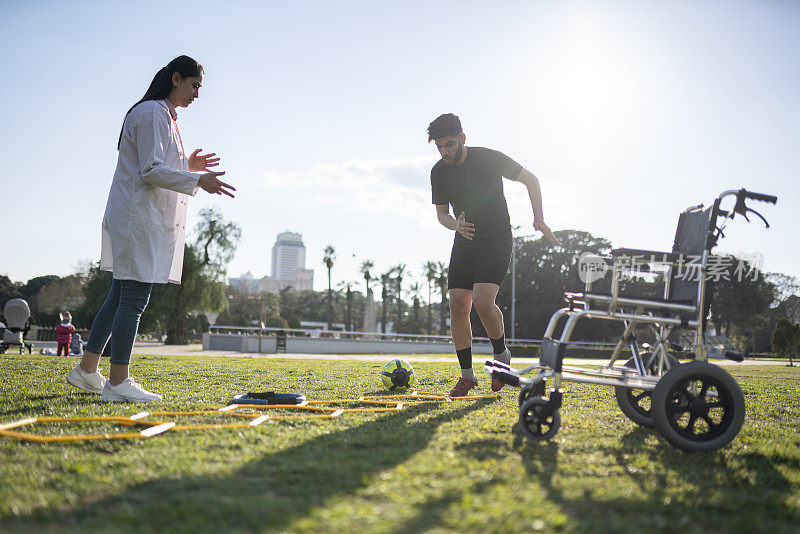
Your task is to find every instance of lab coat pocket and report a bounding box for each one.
[132,184,169,224]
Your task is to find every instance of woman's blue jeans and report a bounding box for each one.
[85,278,153,366]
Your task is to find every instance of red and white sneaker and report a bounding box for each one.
[449,377,478,397]
[491,348,512,392]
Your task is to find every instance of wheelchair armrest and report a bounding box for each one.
[610,248,682,264]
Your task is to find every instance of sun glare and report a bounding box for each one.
[536,14,647,165]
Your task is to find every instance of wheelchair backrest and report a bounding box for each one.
[668,207,713,304]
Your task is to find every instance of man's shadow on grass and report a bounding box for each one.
[39,398,496,532]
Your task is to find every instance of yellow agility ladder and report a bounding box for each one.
[0,391,499,444]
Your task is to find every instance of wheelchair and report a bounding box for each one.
[487,188,777,451]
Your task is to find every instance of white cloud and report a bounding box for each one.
[259,155,438,223]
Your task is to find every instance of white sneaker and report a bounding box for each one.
[101,378,163,403]
[66,364,107,394]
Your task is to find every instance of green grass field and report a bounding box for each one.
[1,354,799,533]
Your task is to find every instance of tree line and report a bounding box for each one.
[2,220,799,355]
[1,208,239,345]
[266,229,799,355]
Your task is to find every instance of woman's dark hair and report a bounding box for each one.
[427,113,462,142]
[117,55,204,149]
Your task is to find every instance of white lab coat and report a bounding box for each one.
[100,99,201,284]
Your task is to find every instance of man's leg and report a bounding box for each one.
[473,282,511,392]
[472,283,504,340]
[449,288,473,353]
[449,288,479,396]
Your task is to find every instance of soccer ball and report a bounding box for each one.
[381,359,416,392]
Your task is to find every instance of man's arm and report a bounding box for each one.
[436,204,474,240]
[515,169,562,246]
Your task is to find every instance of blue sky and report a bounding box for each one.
[1,0,798,293]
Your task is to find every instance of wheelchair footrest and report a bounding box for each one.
[485,359,521,388]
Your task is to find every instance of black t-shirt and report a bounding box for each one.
[431,146,522,243]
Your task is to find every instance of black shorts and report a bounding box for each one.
[447,238,513,290]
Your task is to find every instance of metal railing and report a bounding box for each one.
[207,325,619,350]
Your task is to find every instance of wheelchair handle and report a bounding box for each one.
[740,189,777,204]
[731,189,776,228]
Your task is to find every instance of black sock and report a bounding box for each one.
[490,335,506,354]
[456,347,473,369]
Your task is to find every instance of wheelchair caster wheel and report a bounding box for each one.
[518,380,546,407]
[615,354,679,428]
[519,397,560,440]
[652,361,745,452]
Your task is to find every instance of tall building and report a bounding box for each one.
[271,231,306,280]
[228,231,314,295]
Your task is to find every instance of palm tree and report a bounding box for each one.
[380,270,393,333]
[435,261,448,335]
[409,280,422,333]
[360,259,374,296]
[334,281,355,333]
[323,245,335,328]
[392,263,406,332]
[344,282,353,333]
[424,261,437,334]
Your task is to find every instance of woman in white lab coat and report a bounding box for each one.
[66,55,235,403]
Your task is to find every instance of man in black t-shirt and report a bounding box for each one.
[428,113,561,396]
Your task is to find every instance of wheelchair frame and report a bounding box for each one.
[487,188,777,451]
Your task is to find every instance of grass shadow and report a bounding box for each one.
[7,398,497,532]
[519,422,800,532]
[515,424,560,490]
[0,396,101,417]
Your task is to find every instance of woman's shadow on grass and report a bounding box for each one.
[38,398,497,532]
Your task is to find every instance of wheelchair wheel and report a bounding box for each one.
[519,397,560,440]
[652,361,745,452]
[518,380,546,407]
[615,354,679,427]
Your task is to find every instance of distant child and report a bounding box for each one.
[70,332,84,356]
[56,312,75,356]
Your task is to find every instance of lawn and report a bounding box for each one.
[1,354,799,533]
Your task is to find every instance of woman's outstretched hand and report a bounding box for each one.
[188,148,221,172]
[198,171,236,198]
